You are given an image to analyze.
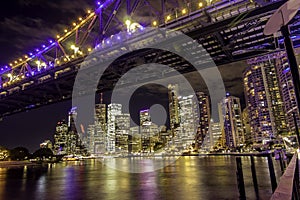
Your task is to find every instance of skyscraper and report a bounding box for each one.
[53,120,68,155]
[178,95,199,148]
[130,126,140,153]
[107,103,122,152]
[168,84,180,137]
[86,124,95,154]
[95,103,106,128]
[218,96,244,148]
[94,103,107,155]
[115,113,130,153]
[67,107,79,154]
[274,52,300,132]
[140,109,152,152]
[196,92,210,148]
[208,121,222,150]
[244,54,288,143]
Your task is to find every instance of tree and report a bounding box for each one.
[32,148,53,160]
[0,146,10,161]
[10,147,30,161]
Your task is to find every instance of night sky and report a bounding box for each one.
[0,0,247,152]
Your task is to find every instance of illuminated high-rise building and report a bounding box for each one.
[107,103,122,152]
[67,107,79,154]
[218,96,244,148]
[168,84,180,137]
[208,121,222,150]
[115,113,130,153]
[68,107,77,132]
[244,54,288,143]
[53,120,68,155]
[274,52,300,132]
[95,104,106,128]
[196,92,210,148]
[178,95,199,148]
[86,124,95,154]
[94,103,107,155]
[130,126,141,153]
[140,109,152,152]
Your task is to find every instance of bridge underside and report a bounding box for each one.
[0,0,299,118]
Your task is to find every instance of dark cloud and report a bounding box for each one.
[0,0,95,65]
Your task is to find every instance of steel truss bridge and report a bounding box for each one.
[0,0,299,118]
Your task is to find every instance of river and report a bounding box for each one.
[0,155,283,200]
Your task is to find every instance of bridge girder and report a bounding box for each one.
[0,0,298,118]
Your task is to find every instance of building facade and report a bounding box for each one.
[245,54,288,143]
[218,96,244,148]
[168,84,180,138]
[178,95,199,149]
[115,113,130,153]
[107,103,122,152]
[196,92,210,148]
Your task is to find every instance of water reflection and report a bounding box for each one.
[0,156,282,200]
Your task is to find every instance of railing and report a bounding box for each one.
[270,152,299,200]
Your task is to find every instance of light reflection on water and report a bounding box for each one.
[0,156,282,200]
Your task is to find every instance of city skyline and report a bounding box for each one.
[1,1,300,199]
[1,0,300,153]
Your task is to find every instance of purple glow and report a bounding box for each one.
[226,92,230,96]
[29,52,33,56]
[106,40,110,44]
[117,36,121,40]
[36,49,39,52]
[283,67,290,74]
[49,40,53,43]
[42,45,46,48]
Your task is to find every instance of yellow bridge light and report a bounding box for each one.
[166,15,171,21]
[88,48,92,52]
[64,29,68,33]
[125,19,131,26]
[9,63,13,66]
[182,9,187,15]
[19,58,22,61]
[199,2,203,8]
[78,17,82,21]
[152,21,158,26]
[87,10,91,14]
[73,22,77,26]
[56,35,60,38]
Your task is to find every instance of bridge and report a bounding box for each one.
[0,0,299,118]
